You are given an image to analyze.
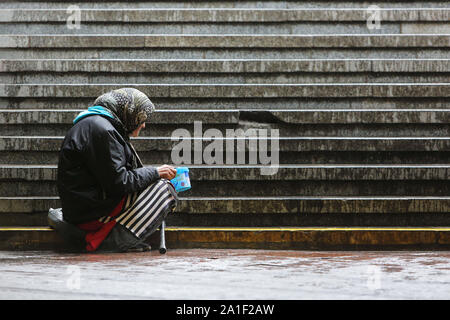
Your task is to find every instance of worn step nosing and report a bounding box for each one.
[0,84,449,98]
[2,196,450,214]
[1,136,450,152]
[3,226,450,251]
[1,35,449,49]
[1,109,449,124]
[1,59,449,73]
[1,9,448,22]
[0,109,240,124]
[2,165,450,181]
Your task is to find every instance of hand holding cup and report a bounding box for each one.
[157,165,177,180]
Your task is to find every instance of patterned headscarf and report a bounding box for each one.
[93,88,155,134]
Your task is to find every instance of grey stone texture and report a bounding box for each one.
[0,1,449,249]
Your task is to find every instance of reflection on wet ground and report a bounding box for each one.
[0,250,449,299]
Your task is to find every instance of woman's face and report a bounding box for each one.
[129,122,146,137]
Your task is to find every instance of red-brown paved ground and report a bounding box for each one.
[0,249,449,300]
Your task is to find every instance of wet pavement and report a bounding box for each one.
[0,249,449,300]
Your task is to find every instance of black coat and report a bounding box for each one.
[57,114,160,224]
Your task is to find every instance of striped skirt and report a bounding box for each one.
[100,179,178,240]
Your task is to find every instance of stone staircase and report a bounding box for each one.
[0,0,449,250]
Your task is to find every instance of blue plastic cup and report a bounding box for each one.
[170,167,191,193]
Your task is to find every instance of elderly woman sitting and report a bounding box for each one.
[50,88,178,253]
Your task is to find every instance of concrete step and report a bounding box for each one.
[5,73,450,85]
[3,209,450,227]
[0,196,450,227]
[0,1,448,9]
[2,149,448,165]
[4,58,450,76]
[2,226,450,251]
[2,164,450,182]
[4,179,450,198]
[0,109,239,125]
[1,84,449,98]
[1,1,448,251]
[2,34,447,60]
[2,206,450,227]
[5,124,450,139]
[3,63,449,84]
[2,165,449,198]
[2,8,448,23]
[2,109,449,125]
[1,97,449,111]
[0,9,448,35]
[2,59,448,73]
[1,136,449,152]
[0,106,450,137]
[7,76,450,85]
[2,34,448,49]
[2,109,450,137]
[1,136,449,165]
[3,47,448,60]
[2,196,450,214]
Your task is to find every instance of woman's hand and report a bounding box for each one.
[157,165,177,180]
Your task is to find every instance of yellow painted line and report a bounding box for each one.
[2,227,450,232]
[0,227,54,231]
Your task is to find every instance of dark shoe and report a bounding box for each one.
[125,243,151,253]
[47,208,87,251]
[96,224,152,253]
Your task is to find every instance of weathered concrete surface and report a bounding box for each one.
[1,149,449,166]
[0,109,240,125]
[1,34,449,49]
[2,109,450,125]
[1,10,449,35]
[0,249,449,299]
[1,9,448,23]
[1,1,448,9]
[2,48,448,60]
[3,164,450,181]
[0,1,448,254]
[2,136,450,152]
[6,123,450,139]
[3,227,450,251]
[2,96,448,111]
[1,59,449,73]
[5,73,450,85]
[3,196,450,214]
[1,83,449,98]
[3,179,450,198]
